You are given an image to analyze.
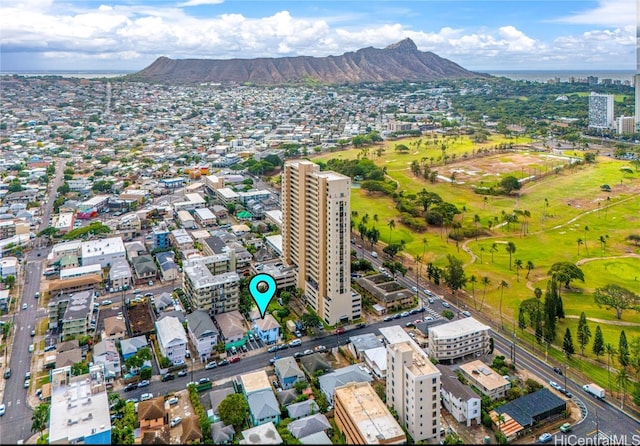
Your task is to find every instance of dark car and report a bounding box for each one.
[553,367,563,375]
[218,359,229,366]
[161,373,175,382]
[277,344,289,350]
[267,345,278,353]
[123,383,136,392]
[355,323,366,329]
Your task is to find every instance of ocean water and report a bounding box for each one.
[1,70,133,79]
[487,70,635,83]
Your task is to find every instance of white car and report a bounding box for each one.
[22,303,28,310]
[170,416,182,428]
[205,361,217,370]
[0,403,5,416]
[549,381,562,391]
[28,344,35,353]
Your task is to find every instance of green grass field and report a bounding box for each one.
[310,135,640,387]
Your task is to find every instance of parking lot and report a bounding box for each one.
[225,332,265,356]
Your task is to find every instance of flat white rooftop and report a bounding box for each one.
[429,317,491,339]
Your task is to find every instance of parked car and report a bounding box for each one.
[303,349,313,355]
[140,393,153,401]
[167,397,179,406]
[314,345,327,352]
[170,417,182,428]
[3,368,10,379]
[161,373,175,382]
[229,356,241,364]
[177,369,188,377]
[125,398,138,404]
[218,359,229,366]
[28,344,34,353]
[277,344,289,350]
[268,345,278,353]
[334,327,345,335]
[199,377,210,384]
[383,316,393,322]
[24,379,30,388]
[400,311,410,317]
[22,303,27,310]
[355,322,366,329]
[30,330,35,337]
[0,403,5,416]
[461,310,471,317]
[294,330,302,338]
[269,355,282,365]
[137,380,150,388]
[289,339,302,347]
[205,361,217,370]
[124,383,136,392]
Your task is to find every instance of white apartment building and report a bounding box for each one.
[635,74,640,131]
[281,160,360,325]
[616,116,635,135]
[386,338,442,442]
[428,317,491,363]
[183,256,240,315]
[459,360,511,401]
[588,92,614,129]
[81,236,126,269]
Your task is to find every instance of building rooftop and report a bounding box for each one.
[240,370,271,396]
[389,340,439,377]
[48,365,111,444]
[334,381,405,444]
[459,360,510,391]
[60,264,102,280]
[239,421,282,445]
[62,290,94,322]
[81,236,125,258]
[428,317,491,339]
[436,364,481,401]
[378,325,412,345]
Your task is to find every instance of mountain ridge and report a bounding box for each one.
[129,38,489,85]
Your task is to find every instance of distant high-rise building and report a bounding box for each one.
[588,92,614,129]
[587,76,599,86]
[635,74,640,131]
[281,160,360,325]
[386,337,442,442]
[616,116,636,135]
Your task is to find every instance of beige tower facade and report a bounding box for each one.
[281,160,360,325]
[386,339,442,442]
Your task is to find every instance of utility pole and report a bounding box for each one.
[564,364,568,391]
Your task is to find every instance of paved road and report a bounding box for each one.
[0,158,65,444]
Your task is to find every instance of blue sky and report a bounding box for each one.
[0,0,635,72]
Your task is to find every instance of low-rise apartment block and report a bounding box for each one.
[459,360,511,401]
[183,256,240,315]
[427,317,491,363]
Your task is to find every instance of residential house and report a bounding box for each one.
[286,400,319,420]
[185,310,219,360]
[318,364,373,405]
[247,389,281,427]
[298,353,333,378]
[55,348,82,368]
[274,357,306,390]
[120,335,148,360]
[252,314,280,345]
[131,254,157,285]
[299,431,332,445]
[153,292,174,312]
[181,416,203,444]
[93,339,121,378]
[102,316,127,342]
[108,259,132,292]
[211,421,235,444]
[363,346,388,379]
[209,387,235,423]
[287,414,331,440]
[436,364,482,427]
[214,310,247,348]
[138,396,168,434]
[155,251,178,283]
[348,333,382,361]
[155,316,187,365]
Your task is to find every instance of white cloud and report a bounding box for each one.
[0,1,634,70]
[178,0,224,6]
[550,0,634,27]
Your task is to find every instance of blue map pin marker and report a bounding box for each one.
[249,273,277,319]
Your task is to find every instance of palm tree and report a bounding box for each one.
[469,275,478,310]
[490,243,498,263]
[479,246,485,264]
[576,238,583,255]
[388,219,396,244]
[474,214,481,241]
[499,280,509,330]
[31,403,50,439]
[584,225,590,255]
[599,235,607,255]
[615,368,631,409]
[480,277,491,311]
[525,260,535,279]
[605,343,617,392]
[495,413,506,433]
[506,242,516,269]
[514,259,523,282]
